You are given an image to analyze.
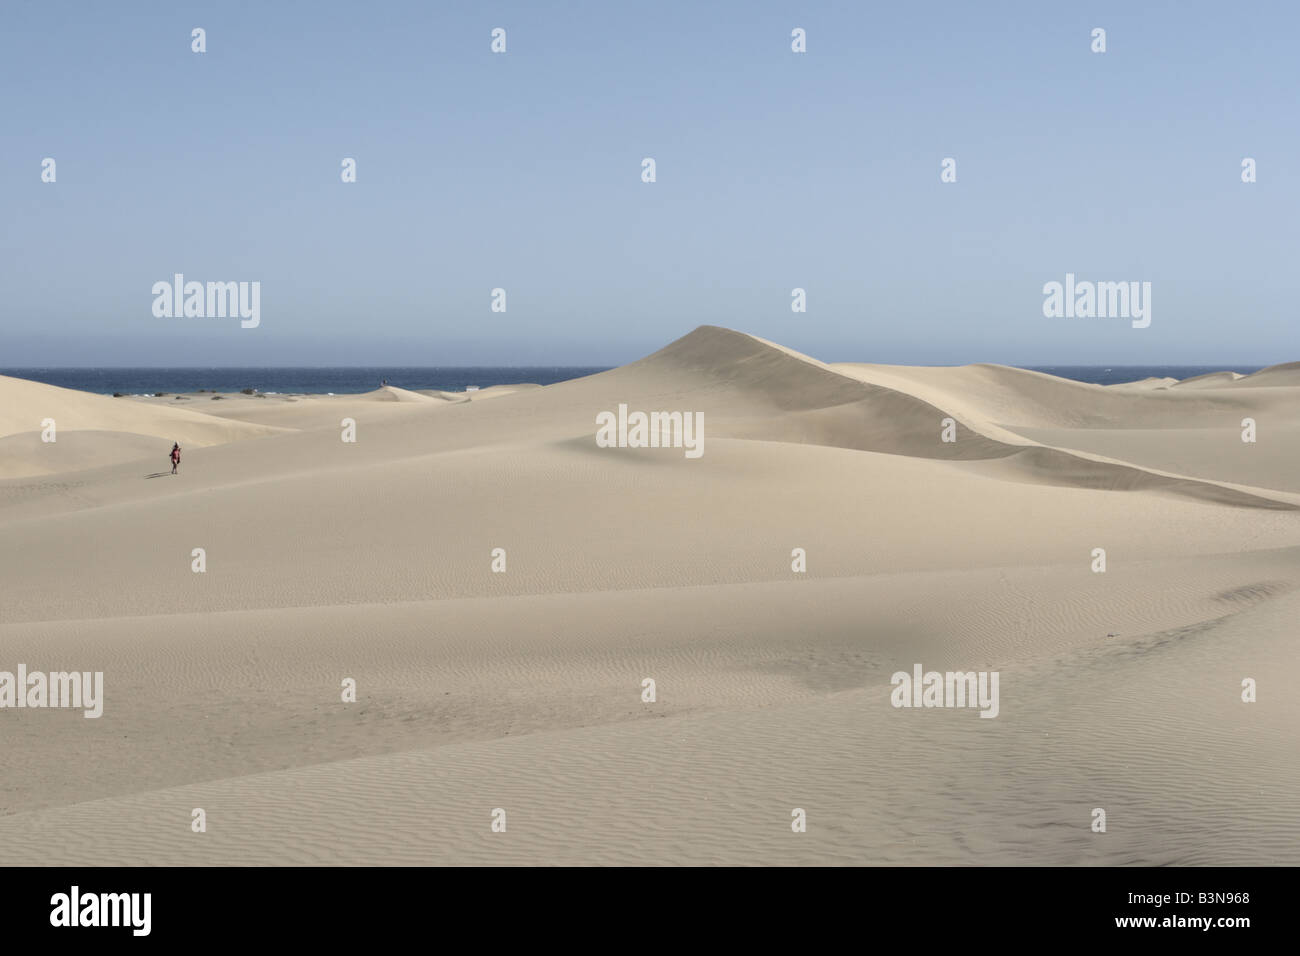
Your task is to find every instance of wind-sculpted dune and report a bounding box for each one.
[2,327,1298,865]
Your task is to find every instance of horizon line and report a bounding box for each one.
[0,361,1287,371]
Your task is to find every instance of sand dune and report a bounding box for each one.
[1110,376,1179,390]
[830,360,1280,432]
[371,385,439,403]
[0,374,287,478]
[0,430,170,479]
[1172,370,1246,389]
[2,326,1297,865]
[0,374,286,443]
[1235,360,1300,387]
[413,384,540,403]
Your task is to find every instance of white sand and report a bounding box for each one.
[1,326,1297,865]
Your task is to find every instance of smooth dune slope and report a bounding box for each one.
[2,326,1298,866]
[824,354,1300,492]
[0,374,288,478]
[1233,360,1300,387]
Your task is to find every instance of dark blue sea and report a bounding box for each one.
[0,366,1267,395]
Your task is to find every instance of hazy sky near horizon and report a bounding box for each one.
[2,0,1297,367]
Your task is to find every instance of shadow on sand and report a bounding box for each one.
[144,472,173,479]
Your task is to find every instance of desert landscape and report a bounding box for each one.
[1,325,1298,865]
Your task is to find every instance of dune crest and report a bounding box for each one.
[620,327,1297,507]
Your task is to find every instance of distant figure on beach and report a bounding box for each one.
[170,442,181,475]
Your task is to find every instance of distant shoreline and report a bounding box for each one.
[0,367,614,397]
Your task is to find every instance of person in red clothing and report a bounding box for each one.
[170,442,181,475]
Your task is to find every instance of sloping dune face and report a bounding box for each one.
[615,327,1297,507]
[1172,370,1245,389]
[2,327,1299,866]
[820,349,1300,496]
[0,374,287,478]
[1234,360,1300,387]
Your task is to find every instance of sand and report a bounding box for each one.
[1,325,1297,865]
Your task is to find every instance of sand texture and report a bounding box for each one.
[2,327,1296,865]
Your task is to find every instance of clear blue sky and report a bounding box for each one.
[2,0,1296,366]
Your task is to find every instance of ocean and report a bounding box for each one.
[0,365,1267,396]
